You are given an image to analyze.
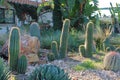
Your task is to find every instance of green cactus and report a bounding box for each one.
[0,58,10,80]
[47,53,55,61]
[79,45,86,57]
[17,55,27,74]
[84,21,94,57]
[8,27,20,71]
[59,19,70,59]
[51,41,59,59]
[28,64,70,80]
[30,22,40,40]
[104,51,120,71]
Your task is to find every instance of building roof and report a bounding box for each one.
[7,0,47,7]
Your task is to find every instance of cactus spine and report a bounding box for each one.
[84,21,94,57]
[104,51,120,71]
[51,41,59,59]
[17,55,27,74]
[8,27,20,71]
[59,19,70,59]
[30,22,40,40]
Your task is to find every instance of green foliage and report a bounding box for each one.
[47,53,55,61]
[30,22,40,40]
[51,41,59,59]
[79,45,86,57]
[104,51,120,71]
[53,0,63,30]
[84,21,94,57]
[17,55,27,74]
[8,27,20,71]
[0,58,10,80]
[73,59,96,71]
[28,64,70,80]
[59,19,70,59]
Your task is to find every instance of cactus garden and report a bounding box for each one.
[0,0,120,80]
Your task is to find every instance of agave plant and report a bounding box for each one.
[28,64,71,80]
[0,58,10,80]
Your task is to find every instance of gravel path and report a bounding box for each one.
[49,60,120,80]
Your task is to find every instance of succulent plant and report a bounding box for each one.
[47,53,55,61]
[28,64,71,80]
[59,19,70,59]
[51,41,59,59]
[30,22,40,41]
[84,21,94,57]
[79,45,86,57]
[103,51,120,71]
[17,55,27,74]
[0,58,10,80]
[8,27,20,71]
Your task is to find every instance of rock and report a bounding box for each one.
[27,54,39,63]
[1,34,40,62]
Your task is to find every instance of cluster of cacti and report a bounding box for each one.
[0,58,10,80]
[8,27,27,74]
[79,21,94,57]
[103,51,120,71]
[47,53,55,61]
[8,27,20,71]
[30,22,40,41]
[59,19,70,59]
[51,41,59,59]
[28,64,71,80]
[17,55,27,74]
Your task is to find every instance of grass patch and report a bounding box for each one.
[73,59,103,71]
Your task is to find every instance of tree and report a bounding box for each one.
[53,0,63,30]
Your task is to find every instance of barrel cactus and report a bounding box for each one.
[0,58,10,80]
[30,22,40,41]
[8,27,20,71]
[51,41,59,59]
[28,64,71,80]
[17,55,27,74]
[84,21,94,57]
[103,51,120,71]
[59,19,70,59]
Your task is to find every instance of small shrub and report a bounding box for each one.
[47,53,55,61]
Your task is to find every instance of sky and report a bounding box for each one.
[98,0,120,16]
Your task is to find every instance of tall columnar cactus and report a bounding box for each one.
[8,27,20,71]
[51,41,59,59]
[30,22,40,41]
[84,21,94,57]
[17,55,27,74]
[104,51,120,71]
[59,19,70,59]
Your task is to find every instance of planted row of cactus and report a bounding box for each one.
[79,21,94,58]
[103,51,120,71]
[8,27,27,74]
[28,64,71,80]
